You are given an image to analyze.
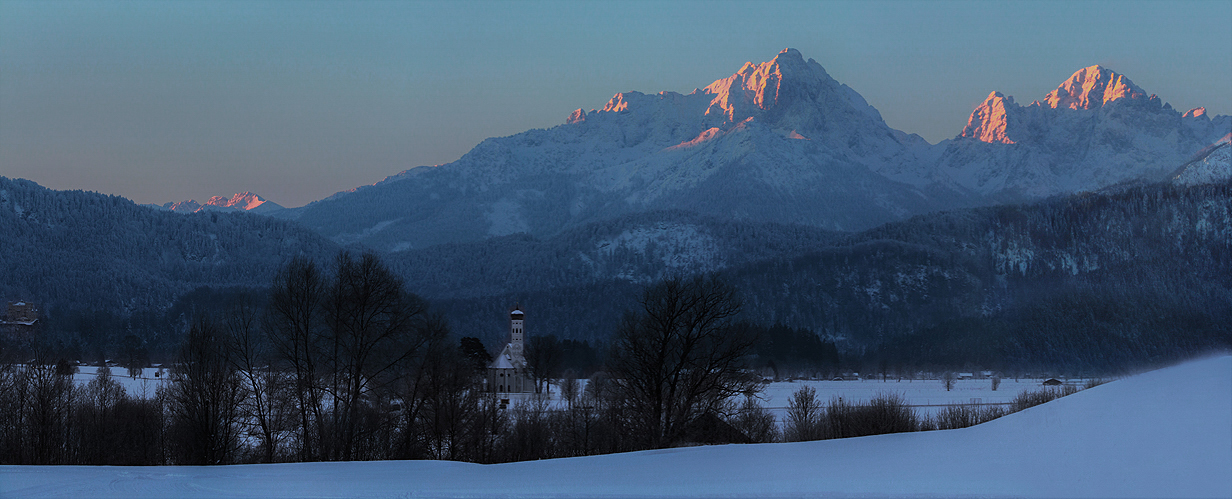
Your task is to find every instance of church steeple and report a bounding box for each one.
[509,305,525,358]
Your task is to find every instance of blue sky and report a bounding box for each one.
[3,0,1230,207]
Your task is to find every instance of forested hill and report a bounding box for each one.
[0,177,337,312]
[436,180,1232,372]
[388,210,838,299]
[2,173,1227,372]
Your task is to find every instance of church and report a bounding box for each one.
[486,306,535,393]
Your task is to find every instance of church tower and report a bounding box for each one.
[487,304,534,394]
[509,306,525,358]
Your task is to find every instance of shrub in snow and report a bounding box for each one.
[728,397,778,443]
[784,386,824,442]
[825,392,920,439]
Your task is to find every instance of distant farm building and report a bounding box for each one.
[486,306,535,394]
[1,301,39,334]
[1042,378,1064,386]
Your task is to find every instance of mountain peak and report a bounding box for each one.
[700,48,835,125]
[1043,65,1147,110]
[960,91,1018,144]
[162,192,282,214]
[1183,107,1208,119]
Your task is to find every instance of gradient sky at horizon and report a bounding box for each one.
[3,0,1230,208]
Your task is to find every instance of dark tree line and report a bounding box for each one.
[1,259,772,465]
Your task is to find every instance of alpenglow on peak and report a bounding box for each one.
[1043,65,1148,110]
[700,47,837,123]
[960,65,1157,144]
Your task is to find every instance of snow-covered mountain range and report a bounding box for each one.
[284,49,1228,252]
[287,49,968,250]
[940,66,1231,200]
[154,192,285,215]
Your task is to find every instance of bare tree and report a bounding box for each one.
[24,356,76,464]
[942,371,956,391]
[730,396,778,443]
[323,251,429,461]
[167,316,246,465]
[266,256,327,461]
[560,370,580,409]
[784,385,824,442]
[412,318,481,461]
[607,275,758,449]
[227,302,290,463]
[525,334,563,394]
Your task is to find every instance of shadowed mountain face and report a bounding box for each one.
[287,49,964,252]
[288,51,1227,253]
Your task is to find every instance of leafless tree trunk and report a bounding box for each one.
[607,275,758,449]
[324,251,429,461]
[266,256,327,461]
[167,316,246,465]
[227,302,290,463]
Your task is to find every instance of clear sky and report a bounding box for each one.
[3,0,1230,208]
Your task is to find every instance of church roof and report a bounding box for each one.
[490,343,524,369]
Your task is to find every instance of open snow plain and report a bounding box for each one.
[4,355,1230,498]
[758,377,1056,417]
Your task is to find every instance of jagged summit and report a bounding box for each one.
[585,48,883,139]
[1183,107,1208,119]
[1043,65,1149,110]
[208,192,274,211]
[160,192,284,214]
[960,65,1156,144]
[699,47,836,125]
[947,64,1229,199]
[960,91,1019,144]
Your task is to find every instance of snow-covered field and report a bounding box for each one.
[72,366,168,398]
[4,355,1229,498]
[758,377,1067,418]
[508,376,1072,420]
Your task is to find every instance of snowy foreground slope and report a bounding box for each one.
[4,356,1230,499]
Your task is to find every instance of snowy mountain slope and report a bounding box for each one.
[1173,133,1232,186]
[940,65,1231,200]
[289,49,966,251]
[156,192,285,215]
[288,55,1227,252]
[5,355,1227,498]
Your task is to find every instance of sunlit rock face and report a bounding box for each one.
[1042,65,1149,110]
[943,65,1230,200]
[961,92,1021,145]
